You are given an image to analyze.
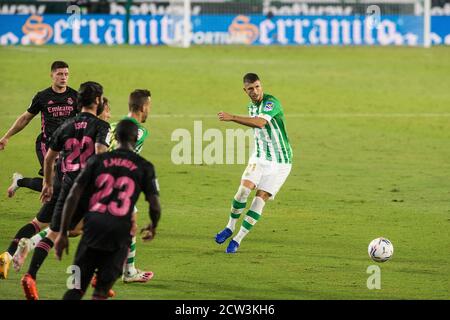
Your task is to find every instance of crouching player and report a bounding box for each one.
[55,119,161,300]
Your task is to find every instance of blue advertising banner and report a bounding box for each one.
[0,14,449,46]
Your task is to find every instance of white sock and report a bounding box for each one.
[124,236,137,276]
[226,185,252,231]
[233,196,266,244]
[30,227,49,250]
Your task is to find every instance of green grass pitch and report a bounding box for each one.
[0,46,449,300]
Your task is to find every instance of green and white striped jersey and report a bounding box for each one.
[248,93,293,164]
[107,116,149,154]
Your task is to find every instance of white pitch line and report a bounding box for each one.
[149,113,450,118]
[2,46,49,53]
[288,113,450,118]
[1,113,449,119]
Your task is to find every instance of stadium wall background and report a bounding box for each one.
[0,0,449,45]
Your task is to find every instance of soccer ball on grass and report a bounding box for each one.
[368,237,394,262]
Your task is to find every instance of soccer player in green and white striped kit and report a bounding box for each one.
[106,89,154,283]
[215,73,293,253]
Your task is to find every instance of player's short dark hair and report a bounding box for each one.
[115,119,138,145]
[243,73,260,84]
[103,97,109,106]
[78,81,103,109]
[129,89,151,113]
[51,61,69,72]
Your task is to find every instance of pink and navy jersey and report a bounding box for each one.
[27,87,78,146]
[49,112,110,181]
[76,149,159,251]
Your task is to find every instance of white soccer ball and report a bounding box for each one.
[368,237,394,263]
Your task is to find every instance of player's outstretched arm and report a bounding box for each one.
[55,181,84,260]
[218,111,267,128]
[0,111,35,151]
[40,149,59,203]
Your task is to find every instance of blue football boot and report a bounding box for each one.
[226,240,239,253]
[215,228,233,244]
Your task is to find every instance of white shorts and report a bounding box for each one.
[241,156,292,200]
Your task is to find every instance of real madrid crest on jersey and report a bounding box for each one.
[263,101,274,111]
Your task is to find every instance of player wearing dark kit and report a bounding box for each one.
[19,81,109,300]
[0,64,78,280]
[55,119,161,300]
[0,61,78,197]
[29,85,78,177]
